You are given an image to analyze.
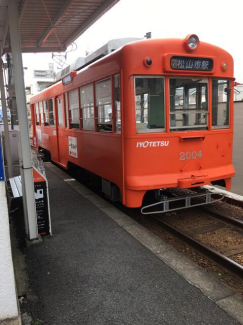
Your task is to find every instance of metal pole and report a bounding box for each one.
[8,0,38,240]
[0,61,13,178]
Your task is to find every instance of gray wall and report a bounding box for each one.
[232,102,243,195]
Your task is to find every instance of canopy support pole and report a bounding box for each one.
[0,61,13,178]
[8,0,38,240]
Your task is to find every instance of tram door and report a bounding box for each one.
[47,98,59,162]
[56,95,66,166]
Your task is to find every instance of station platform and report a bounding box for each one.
[20,163,243,325]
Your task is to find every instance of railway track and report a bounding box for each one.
[149,209,243,279]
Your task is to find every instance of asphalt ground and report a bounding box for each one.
[22,163,243,325]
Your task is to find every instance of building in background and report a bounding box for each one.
[3,56,56,129]
[234,86,243,101]
[25,63,56,132]
[0,103,11,125]
[31,63,56,94]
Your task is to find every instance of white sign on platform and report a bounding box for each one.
[68,136,78,158]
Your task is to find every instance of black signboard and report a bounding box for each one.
[170,56,213,71]
[34,171,50,236]
[35,181,50,235]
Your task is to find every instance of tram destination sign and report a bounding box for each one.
[62,74,72,86]
[170,56,213,71]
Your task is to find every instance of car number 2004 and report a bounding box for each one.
[180,150,202,160]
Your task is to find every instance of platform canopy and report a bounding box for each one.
[0,0,119,55]
[0,0,119,241]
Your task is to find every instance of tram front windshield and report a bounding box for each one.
[135,76,165,133]
[169,77,208,131]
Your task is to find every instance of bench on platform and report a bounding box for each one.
[8,176,23,211]
[9,176,22,198]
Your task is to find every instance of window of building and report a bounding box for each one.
[96,78,112,132]
[114,75,121,133]
[38,83,51,92]
[57,98,64,127]
[135,76,165,133]
[39,101,44,125]
[69,89,79,129]
[49,98,55,126]
[212,79,230,128]
[169,77,208,131]
[80,85,94,130]
[44,101,49,126]
[35,103,39,125]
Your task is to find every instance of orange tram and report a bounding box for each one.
[31,34,235,213]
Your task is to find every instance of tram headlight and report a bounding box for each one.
[185,34,199,51]
[144,57,153,67]
[221,62,228,71]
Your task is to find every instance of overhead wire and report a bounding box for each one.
[52,42,78,69]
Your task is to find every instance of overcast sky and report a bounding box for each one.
[23,0,243,84]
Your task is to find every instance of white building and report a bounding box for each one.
[25,63,56,128]
[234,85,243,101]
[26,63,56,100]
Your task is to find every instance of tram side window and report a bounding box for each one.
[80,85,94,130]
[64,93,69,128]
[212,80,230,128]
[69,89,79,129]
[135,77,165,133]
[39,102,44,125]
[169,78,208,131]
[44,101,49,126]
[49,99,55,126]
[35,103,39,125]
[114,75,121,133]
[57,98,64,127]
[96,78,112,132]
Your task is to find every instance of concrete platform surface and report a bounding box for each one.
[23,163,242,325]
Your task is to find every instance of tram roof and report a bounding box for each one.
[0,0,119,55]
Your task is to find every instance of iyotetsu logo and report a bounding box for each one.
[136,141,169,148]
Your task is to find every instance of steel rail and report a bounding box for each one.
[151,215,243,279]
[202,208,243,230]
